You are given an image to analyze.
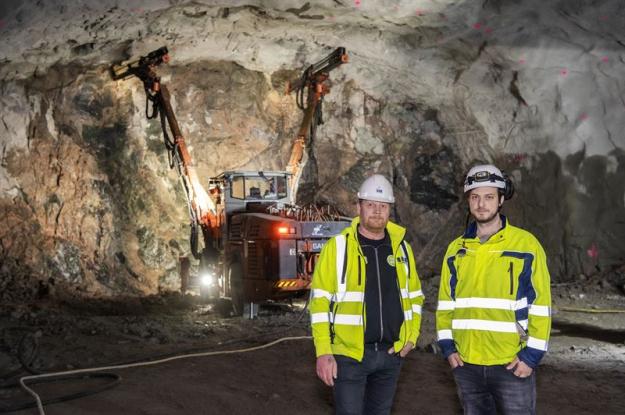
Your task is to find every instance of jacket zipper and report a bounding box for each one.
[358,256,362,285]
[330,301,337,344]
[508,262,514,295]
[373,246,384,343]
[400,240,410,280]
[352,234,367,348]
[340,237,349,284]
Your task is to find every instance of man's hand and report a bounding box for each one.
[506,357,533,378]
[447,352,464,369]
[316,354,337,387]
[387,341,415,358]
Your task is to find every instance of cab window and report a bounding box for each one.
[231,176,245,199]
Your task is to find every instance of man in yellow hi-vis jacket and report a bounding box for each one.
[310,174,424,415]
[437,164,551,415]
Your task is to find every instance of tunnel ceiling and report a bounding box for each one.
[0,0,624,300]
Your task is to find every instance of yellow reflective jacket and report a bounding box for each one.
[436,216,551,368]
[310,217,424,361]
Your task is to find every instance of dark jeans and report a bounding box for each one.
[333,346,403,415]
[452,363,536,415]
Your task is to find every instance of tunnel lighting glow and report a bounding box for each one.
[200,273,214,286]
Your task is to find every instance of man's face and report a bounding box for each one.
[468,187,503,224]
[358,199,391,234]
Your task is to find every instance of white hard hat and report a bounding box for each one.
[463,164,506,193]
[358,174,395,203]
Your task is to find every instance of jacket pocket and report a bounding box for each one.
[508,261,514,295]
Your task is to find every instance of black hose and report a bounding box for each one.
[0,328,40,380]
[190,222,201,260]
[159,103,175,151]
[145,89,159,120]
[296,67,310,111]
[1,327,122,413]
[0,372,121,413]
[17,331,40,374]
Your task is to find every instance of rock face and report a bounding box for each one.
[0,0,624,300]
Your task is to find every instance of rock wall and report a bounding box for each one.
[1,0,624,299]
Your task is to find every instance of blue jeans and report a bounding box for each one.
[333,346,403,415]
[452,363,536,415]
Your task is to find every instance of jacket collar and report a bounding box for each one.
[463,214,508,243]
[344,217,406,251]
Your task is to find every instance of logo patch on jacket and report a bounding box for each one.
[387,255,396,267]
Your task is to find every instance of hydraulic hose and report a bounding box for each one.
[0,327,40,380]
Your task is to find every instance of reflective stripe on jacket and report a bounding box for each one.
[310,217,424,361]
[436,216,551,368]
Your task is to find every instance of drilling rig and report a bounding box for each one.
[111,46,349,315]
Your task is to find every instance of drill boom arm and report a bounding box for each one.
[285,47,347,204]
[111,47,219,258]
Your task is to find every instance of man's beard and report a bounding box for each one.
[362,216,387,233]
[474,209,499,224]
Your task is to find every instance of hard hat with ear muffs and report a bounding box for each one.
[464,164,514,200]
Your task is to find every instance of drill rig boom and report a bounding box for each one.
[285,47,348,204]
[111,47,219,261]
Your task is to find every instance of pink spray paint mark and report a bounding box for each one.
[560,69,568,76]
[484,27,493,34]
[354,0,361,7]
[473,22,482,30]
[587,243,599,260]
[512,153,527,164]
[579,113,589,121]
[601,56,609,63]
[518,58,526,64]
[415,9,424,16]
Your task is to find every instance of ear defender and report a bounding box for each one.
[501,171,515,200]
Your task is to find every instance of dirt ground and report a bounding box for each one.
[1,277,624,415]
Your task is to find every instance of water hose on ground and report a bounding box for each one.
[7,298,313,414]
[20,335,312,415]
[558,307,625,314]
